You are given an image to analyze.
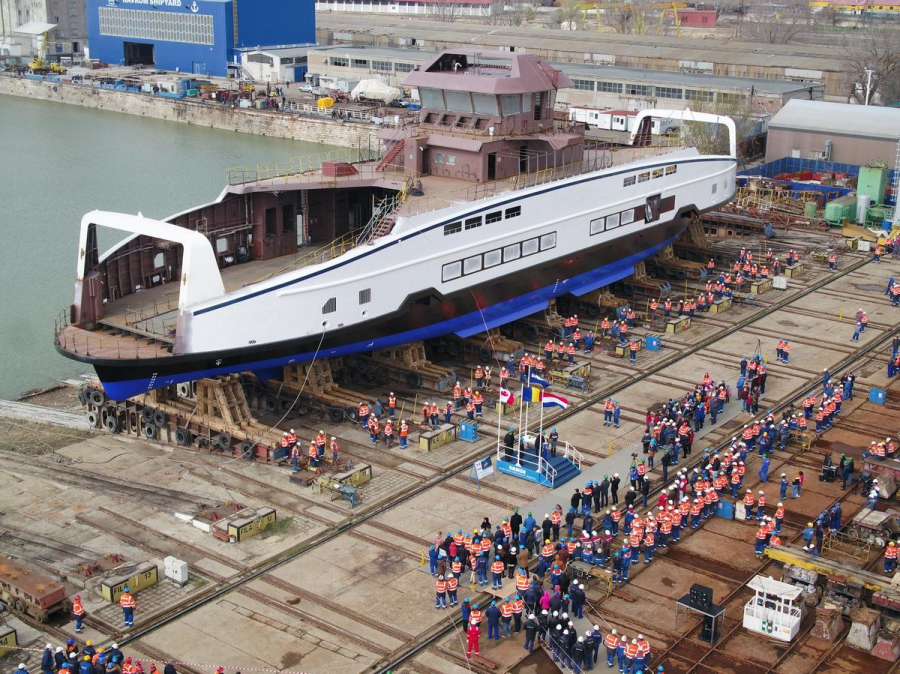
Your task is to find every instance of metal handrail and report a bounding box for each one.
[540,456,558,487]
[563,441,584,472]
[226,147,384,185]
[54,323,167,360]
[398,143,680,219]
[123,292,179,327]
[250,230,360,285]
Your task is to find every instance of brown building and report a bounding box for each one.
[765,99,900,165]
[315,13,849,99]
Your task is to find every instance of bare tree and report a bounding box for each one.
[601,0,654,35]
[744,0,810,44]
[681,99,758,161]
[487,0,529,26]
[844,30,900,105]
[554,0,585,30]
[431,0,464,23]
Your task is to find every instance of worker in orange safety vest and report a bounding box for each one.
[119,588,135,627]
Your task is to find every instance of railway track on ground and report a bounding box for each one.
[47,253,890,672]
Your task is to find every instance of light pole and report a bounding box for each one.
[864,68,874,106]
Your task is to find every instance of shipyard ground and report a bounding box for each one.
[1,222,899,674]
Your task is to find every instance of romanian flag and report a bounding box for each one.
[521,386,543,403]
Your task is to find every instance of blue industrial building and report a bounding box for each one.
[85,0,314,77]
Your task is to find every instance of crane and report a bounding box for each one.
[29,29,66,75]
[658,3,682,36]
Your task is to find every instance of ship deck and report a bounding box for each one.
[56,141,689,362]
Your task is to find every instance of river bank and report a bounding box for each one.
[0,94,341,399]
[0,74,380,149]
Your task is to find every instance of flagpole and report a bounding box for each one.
[496,382,503,467]
[518,368,525,467]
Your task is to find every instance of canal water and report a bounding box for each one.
[0,95,340,399]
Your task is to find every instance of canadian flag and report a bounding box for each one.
[499,388,515,405]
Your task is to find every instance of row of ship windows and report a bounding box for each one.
[591,194,663,236]
[624,164,677,187]
[442,232,557,282]
[444,206,521,236]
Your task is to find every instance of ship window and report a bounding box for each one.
[473,93,499,115]
[484,249,502,268]
[445,90,473,113]
[446,156,457,166]
[540,232,557,251]
[624,176,636,187]
[322,298,337,314]
[486,211,502,224]
[463,255,482,274]
[359,288,371,305]
[154,252,165,268]
[522,93,532,112]
[465,216,482,230]
[522,238,539,256]
[645,195,661,223]
[505,206,521,219]
[435,153,445,164]
[665,165,677,175]
[500,94,521,116]
[638,172,650,183]
[444,221,462,235]
[216,238,228,254]
[442,261,462,281]
[652,169,663,179]
[712,183,718,194]
[503,243,521,262]
[590,217,605,236]
[606,213,620,229]
[420,87,445,109]
[621,210,635,225]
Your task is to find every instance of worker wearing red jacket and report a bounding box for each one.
[466,620,481,658]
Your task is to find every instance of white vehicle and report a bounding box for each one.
[569,107,678,135]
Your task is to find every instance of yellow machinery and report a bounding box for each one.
[100,561,159,603]
[29,30,66,75]
[581,1,687,32]
[317,96,335,109]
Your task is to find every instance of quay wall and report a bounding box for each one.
[0,76,381,150]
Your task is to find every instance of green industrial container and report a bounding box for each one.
[867,206,888,226]
[804,201,818,218]
[824,195,857,225]
[857,164,889,204]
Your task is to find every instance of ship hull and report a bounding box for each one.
[59,214,690,400]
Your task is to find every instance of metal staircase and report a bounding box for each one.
[375,139,405,172]
[356,192,403,245]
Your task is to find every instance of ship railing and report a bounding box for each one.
[225,146,386,186]
[399,140,684,219]
[54,310,170,360]
[249,230,361,285]
[122,292,179,331]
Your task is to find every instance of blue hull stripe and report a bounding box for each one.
[195,156,734,317]
[100,234,677,400]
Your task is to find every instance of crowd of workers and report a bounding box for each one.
[30,641,182,674]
